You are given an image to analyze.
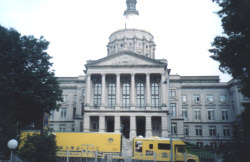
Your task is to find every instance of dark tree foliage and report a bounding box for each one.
[18,133,59,162]
[210,0,250,98]
[210,1,250,161]
[0,25,62,158]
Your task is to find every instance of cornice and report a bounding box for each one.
[85,50,167,67]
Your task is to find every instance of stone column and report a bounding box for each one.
[114,116,121,133]
[83,115,90,132]
[131,73,135,109]
[86,74,91,106]
[74,120,81,132]
[146,116,152,137]
[101,74,106,109]
[161,73,166,107]
[161,115,168,137]
[130,116,136,140]
[146,73,151,110]
[99,115,105,132]
[115,74,120,110]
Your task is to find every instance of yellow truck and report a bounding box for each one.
[20,131,122,158]
[20,132,199,162]
[132,136,199,162]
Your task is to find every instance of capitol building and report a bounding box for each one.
[49,0,249,147]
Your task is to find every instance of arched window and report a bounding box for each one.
[108,83,116,108]
[122,83,130,108]
[94,83,101,107]
[151,83,159,107]
[136,83,145,107]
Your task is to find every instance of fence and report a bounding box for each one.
[0,151,222,162]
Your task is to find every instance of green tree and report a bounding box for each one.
[0,25,62,158]
[209,0,250,98]
[210,0,250,161]
[18,132,59,162]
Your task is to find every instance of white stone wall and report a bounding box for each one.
[107,29,156,58]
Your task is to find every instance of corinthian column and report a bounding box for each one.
[161,73,166,106]
[116,73,120,110]
[86,74,91,106]
[146,73,151,110]
[131,73,135,109]
[101,74,106,109]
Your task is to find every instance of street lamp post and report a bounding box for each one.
[164,70,173,162]
[7,139,18,162]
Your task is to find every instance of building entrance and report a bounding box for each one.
[121,116,130,139]
[106,116,114,132]
[136,117,145,137]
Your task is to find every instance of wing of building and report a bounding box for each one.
[50,28,249,147]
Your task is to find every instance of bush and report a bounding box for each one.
[18,132,59,162]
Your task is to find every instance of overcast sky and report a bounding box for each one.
[0,0,232,82]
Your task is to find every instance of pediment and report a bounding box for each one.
[86,51,166,67]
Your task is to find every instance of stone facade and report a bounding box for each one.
[50,29,249,147]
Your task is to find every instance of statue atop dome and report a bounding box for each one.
[124,0,139,16]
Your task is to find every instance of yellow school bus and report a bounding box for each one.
[133,136,199,162]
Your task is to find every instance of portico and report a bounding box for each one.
[83,49,170,139]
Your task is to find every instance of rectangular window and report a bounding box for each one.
[182,108,188,119]
[193,95,200,102]
[195,126,202,136]
[194,109,201,120]
[184,126,189,136]
[208,109,215,120]
[73,107,76,118]
[170,89,176,97]
[60,108,67,119]
[136,83,145,108]
[209,126,216,136]
[108,83,116,108]
[49,124,54,131]
[222,110,229,120]
[80,122,83,132]
[82,89,85,97]
[206,95,214,102]
[171,123,177,135]
[50,110,54,119]
[94,83,101,107]
[170,103,176,117]
[62,95,68,102]
[122,83,130,108]
[223,126,230,136]
[74,94,77,101]
[151,83,159,108]
[59,125,66,132]
[158,143,170,150]
[182,95,187,102]
[219,94,227,102]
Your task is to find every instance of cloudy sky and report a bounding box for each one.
[0,0,231,82]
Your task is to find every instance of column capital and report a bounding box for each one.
[146,73,150,76]
[101,73,106,77]
[116,73,120,77]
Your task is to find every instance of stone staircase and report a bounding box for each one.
[122,137,133,157]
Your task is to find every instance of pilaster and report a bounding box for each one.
[83,115,90,132]
[114,116,121,133]
[130,115,136,140]
[99,115,105,132]
[145,116,152,137]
